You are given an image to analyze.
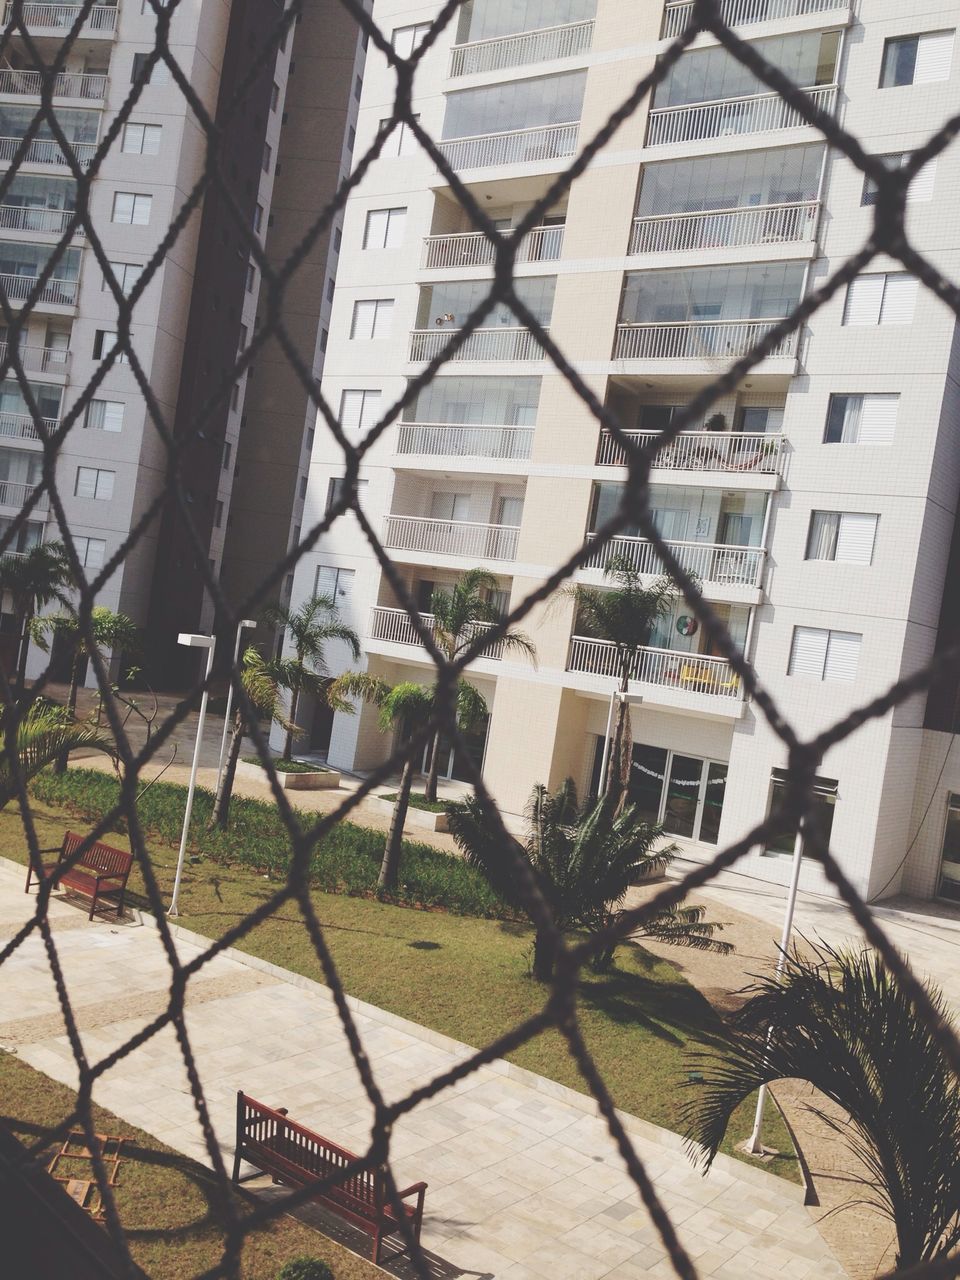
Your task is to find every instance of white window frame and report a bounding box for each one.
[73,535,106,570]
[842,272,918,326]
[350,298,394,340]
[314,564,355,607]
[103,262,143,297]
[121,122,161,155]
[617,742,729,846]
[805,511,878,564]
[84,399,124,432]
[363,206,407,250]
[111,191,152,225]
[861,152,938,205]
[75,466,115,501]
[339,389,382,432]
[380,115,420,158]
[392,22,431,58]
[788,626,862,681]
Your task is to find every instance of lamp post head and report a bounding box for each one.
[178,632,215,648]
[239,619,257,630]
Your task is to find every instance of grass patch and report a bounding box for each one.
[241,756,326,775]
[8,782,799,1181]
[0,1051,384,1280]
[380,793,447,814]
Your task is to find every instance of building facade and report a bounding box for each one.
[289,0,960,904]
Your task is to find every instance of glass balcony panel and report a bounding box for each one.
[661,0,848,39]
[418,275,556,328]
[407,374,541,426]
[442,70,586,140]
[456,0,597,44]
[637,145,824,219]
[621,263,805,327]
[653,31,839,110]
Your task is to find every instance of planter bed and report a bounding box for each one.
[235,759,341,790]
[374,794,450,832]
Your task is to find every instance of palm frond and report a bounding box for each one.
[0,706,116,807]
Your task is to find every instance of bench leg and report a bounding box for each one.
[88,887,98,922]
[231,1147,242,1185]
[116,887,126,920]
[372,1228,381,1266]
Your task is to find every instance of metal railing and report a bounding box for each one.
[567,635,743,699]
[0,203,83,235]
[395,422,535,461]
[0,411,57,440]
[0,340,71,373]
[0,272,77,305]
[2,2,118,31]
[449,19,595,76]
[629,200,819,254]
[0,135,97,167]
[584,532,765,588]
[646,83,838,147]
[0,479,47,509]
[0,69,108,98]
[409,326,547,362]
[421,223,564,270]
[437,120,579,171]
[614,318,799,361]
[661,0,848,38]
[596,429,785,474]
[370,606,505,659]
[383,514,521,561]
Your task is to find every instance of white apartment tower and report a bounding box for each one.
[291,0,960,905]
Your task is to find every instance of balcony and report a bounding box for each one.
[3,3,118,33]
[0,204,83,236]
[567,636,743,703]
[0,135,96,168]
[661,0,848,39]
[0,479,47,510]
[0,411,56,441]
[449,19,594,76]
[395,422,534,463]
[370,606,505,659]
[596,429,784,476]
[646,83,837,147]
[383,514,520,562]
[409,327,546,363]
[0,341,71,374]
[437,121,579,172]
[630,200,819,256]
[0,69,107,99]
[614,319,798,362]
[0,272,77,306]
[422,224,564,271]
[584,532,765,590]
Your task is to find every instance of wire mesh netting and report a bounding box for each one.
[0,0,959,1276]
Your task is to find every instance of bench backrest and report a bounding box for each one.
[60,832,132,879]
[237,1093,381,1212]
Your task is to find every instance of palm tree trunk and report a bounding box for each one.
[604,666,631,806]
[283,686,299,761]
[424,728,442,804]
[13,607,31,699]
[532,927,555,982]
[209,711,244,830]
[53,648,82,774]
[379,756,414,891]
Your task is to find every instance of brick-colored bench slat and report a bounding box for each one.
[233,1093,426,1264]
[25,831,133,921]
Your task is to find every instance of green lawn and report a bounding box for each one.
[0,1051,384,1280]
[6,780,799,1181]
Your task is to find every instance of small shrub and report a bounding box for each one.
[241,755,324,775]
[380,791,447,813]
[277,1259,334,1280]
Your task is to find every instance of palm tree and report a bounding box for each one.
[330,671,487,891]
[556,556,680,809]
[0,702,115,808]
[423,568,535,802]
[683,945,960,1271]
[262,593,361,761]
[0,541,72,698]
[447,780,731,981]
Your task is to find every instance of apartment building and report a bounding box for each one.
[289,0,960,904]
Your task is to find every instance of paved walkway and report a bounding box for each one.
[0,862,845,1279]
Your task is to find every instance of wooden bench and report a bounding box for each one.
[25,831,133,921]
[232,1092,427,1264]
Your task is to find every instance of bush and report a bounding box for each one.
[31,768,510,919]
[241,755,325,775]
[277,1260,334,1280]
[381,791,448,813]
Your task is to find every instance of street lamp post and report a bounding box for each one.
[215,618,256,795]
[168,632,216,918]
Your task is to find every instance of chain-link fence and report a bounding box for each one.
[1,0,959,1276]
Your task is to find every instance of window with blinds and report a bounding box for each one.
[861,152,938,206]
[84,399,124,432]
[789,626,862,680]
[880,30,954,87]
[824,392,898,444]
[842,273,918,326]
[339,389,382,432]
[363,207,407,250]
[806,511,878,564]
[350,298,394,339]
[314,565,355,608]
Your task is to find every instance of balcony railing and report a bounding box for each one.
[0,411,57,440]
[0,203,83,235]
[585,532,765,588]
[437,120,579,171]
[661,0,848,39]
[409,326,547,363]
[421,224,564,270]
[3,3,118,32]
[395,422,535,462]
[646,83,837,147]
[383,514,520,561]
[0,69,107,98]
[596,429,784,474]
[0,135,97,167]
[370,606,505,659]
[0,340,71,373]
[449,19,595,76]
[0,272,77,305]
[614,318,799,361]
[568,635,743,700]
[630,200,819,255]
[0,479,47,510]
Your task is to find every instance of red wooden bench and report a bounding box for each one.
[232,1092,427,1263]
[24,831,133,921]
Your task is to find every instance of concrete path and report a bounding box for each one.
[0,862,846,1279]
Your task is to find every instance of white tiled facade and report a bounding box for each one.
[290,0,960,904]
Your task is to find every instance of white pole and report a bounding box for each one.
[746,835,805,1152]
[169,636,216,917]
[598,684,617,794]
[215,619,256,794]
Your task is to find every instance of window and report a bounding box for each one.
[824,393,898,444]
[74,536,106,570]
[601,741,728,846]
[363,206,407,250]
[306,427,314,453]
[333,226,342,252]
[222,440,232,471]
[238,323,248,353]
[326,277,335,302]
[271,82,280,111]
[262,142,272,174]
[354,73,362,101]
[765,769,837,858]
[340,389,382,432]
[214,500,223,527]
[132,53,172,85]
[325,476,367,514]
[84,400,124,432]
[805,511,878,564]
[112,191,152,225]
[93,331,129,363]
[880,30,954,87]
[75,466,114,500]
[299,475,308,499]
[938,794,960,901]
[861,152,938,206]
[319,327,328,353]
[380,116,420,158]
[350,298,393,339]
[315,564,355,606]
[245,262,255,292]
[121,122,161,155]
[430,491,471,521]
[788,627,862,681]
[104,262,143,296]
[254,203,264,234]
[231,384,240,411]
[392,22,431,58]
[842,272,918,326]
